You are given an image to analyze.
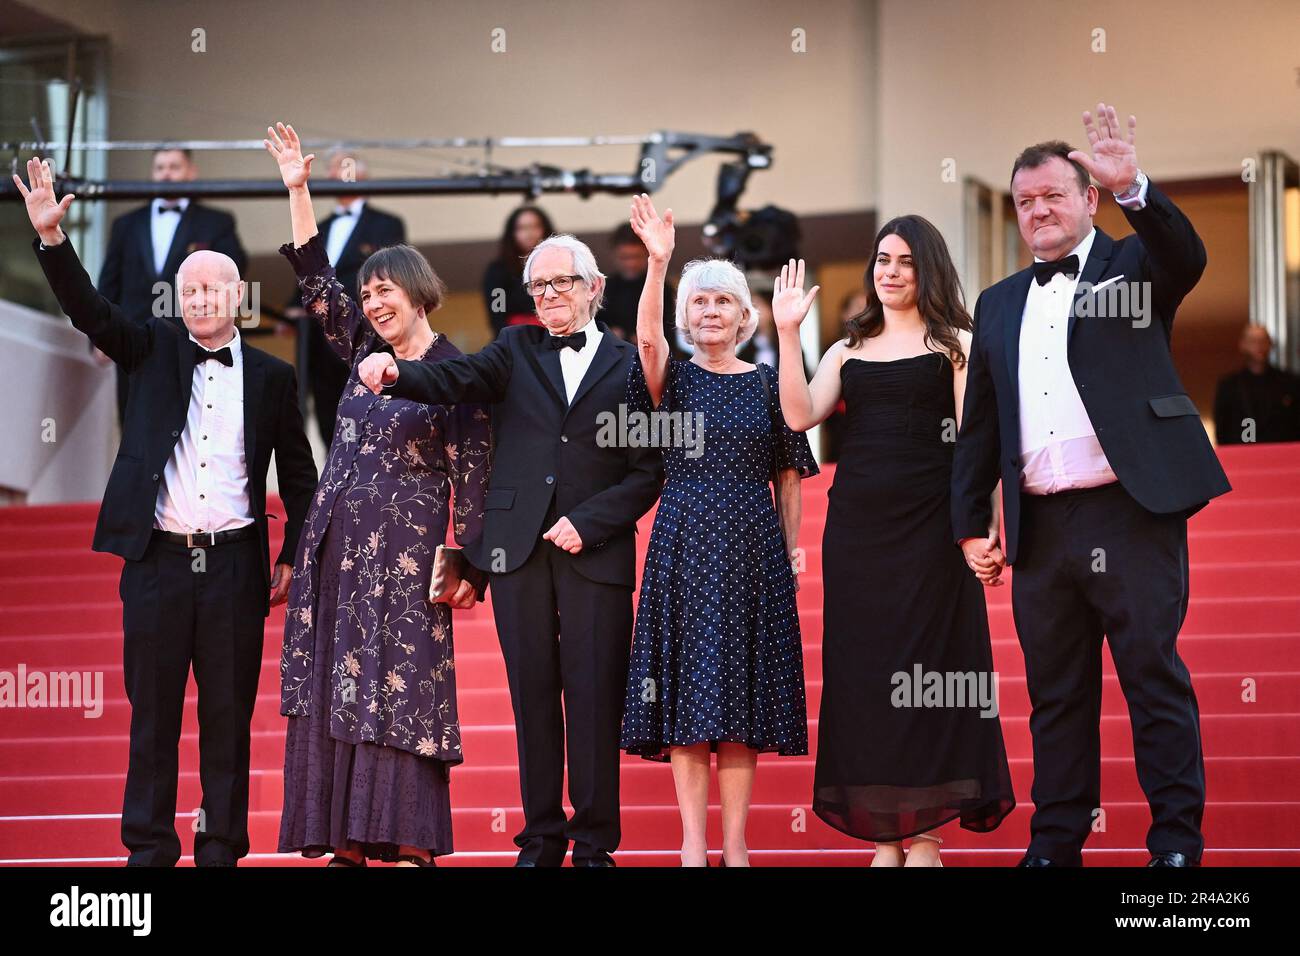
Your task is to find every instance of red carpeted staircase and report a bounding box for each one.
[1,443,1297,866]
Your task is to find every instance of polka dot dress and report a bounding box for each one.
[620,358,818,761]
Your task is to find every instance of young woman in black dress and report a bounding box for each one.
[774,218,1015,866]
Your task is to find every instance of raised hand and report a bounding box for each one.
[629,193,674,262]
[264,122,315,190]
[771,258,820,334]
[12,157,75,244]
[1067,103,1138,194]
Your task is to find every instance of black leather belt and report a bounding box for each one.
[152,524,258,547]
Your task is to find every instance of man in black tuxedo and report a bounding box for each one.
[357,234,663,866]
[99,148,247,426]
[15,156,318,867]
[283,152,406,447]
[951,105,1230,868]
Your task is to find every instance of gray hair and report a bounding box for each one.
[675,258,759,346]
[522,234,606,318]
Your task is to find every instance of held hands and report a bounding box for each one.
[960,533,1006,588]
[1067,103,1139,194]
[629,193,675,262]
[543,516,583,554]
[12,157,74,245]
[263,122,315,190]
[358,352,399,393]
[772,258,820,334]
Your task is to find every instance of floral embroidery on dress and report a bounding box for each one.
[277,234,491,764]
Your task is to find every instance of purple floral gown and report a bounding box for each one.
[276,234,491,861]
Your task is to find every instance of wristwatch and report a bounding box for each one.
[1113,169,1148,205]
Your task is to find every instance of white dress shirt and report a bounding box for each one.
[1017,227,1120,495]
[326,199,365,266]
[552,318,603,404]
[154,327,254,534]
[150,197,189,275]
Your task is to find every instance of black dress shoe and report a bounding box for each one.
[1017,854,1055,867]
[1148,852,1197,867]
[573,857,616,867]
[513,859,538,868]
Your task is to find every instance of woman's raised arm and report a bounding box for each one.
[264,122,319,249]
[772,258,836,431]
[628,193,674,407]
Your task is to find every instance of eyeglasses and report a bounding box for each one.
[525,275,583,297]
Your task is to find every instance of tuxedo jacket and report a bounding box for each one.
[386,322,664,586]
[99,202,247,327]
[317,204,406,301]
[34,237,318,616]
[951,182,1231,565]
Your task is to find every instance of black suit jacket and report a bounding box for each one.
[316,204,406,300]
[951,182,1231,565]
[34,237,318,616]
[386,322,664,586]
[99,202,246,326]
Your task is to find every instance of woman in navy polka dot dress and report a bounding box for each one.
[619,195,818,867]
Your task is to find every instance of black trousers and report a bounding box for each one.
[306,321,350,448]
[119,531,266,866]
[1012,482,1205,864]
[487,515,634,866]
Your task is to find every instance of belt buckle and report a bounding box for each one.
[186,530,217,548]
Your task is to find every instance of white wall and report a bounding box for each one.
[0,300,115,503]
[34,0,878,254]
[877,0,1300,250]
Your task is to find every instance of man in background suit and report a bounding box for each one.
[16,156,318,866]
[282,152,406,447]
[357,234,663,867]
[1214,323,1300,445]
[99,148,247,426]
[951,105,1231,868]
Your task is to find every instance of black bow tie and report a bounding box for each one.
[547,332,586,352]
[1033,255,1080,286]
[157,202,183,213]
[194,343,233,367]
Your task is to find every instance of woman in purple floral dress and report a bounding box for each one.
[265,123,491,867]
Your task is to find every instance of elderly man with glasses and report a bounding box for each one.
[358,233,664,867]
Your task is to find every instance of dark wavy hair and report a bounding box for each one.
[845,215,971,368]
[497,205,555,276]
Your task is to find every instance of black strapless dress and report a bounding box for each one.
[813,353,1015,841]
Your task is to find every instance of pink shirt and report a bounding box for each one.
[1017,228,1118,495]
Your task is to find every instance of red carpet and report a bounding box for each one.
[1,443,1297,866]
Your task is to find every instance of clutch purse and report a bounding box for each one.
[429,544,467,604]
